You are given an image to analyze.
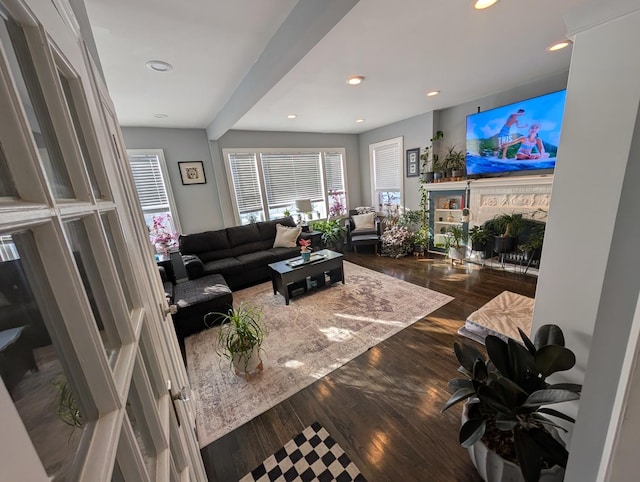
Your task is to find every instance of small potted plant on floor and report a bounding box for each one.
[490,213,525,254]
[445,225,467,261]
[519,223,546,263]
[207,302,266,381]
[312,219,347,252]
[469,225,490,253]
[411,226,431,256]
[442,324,582,482]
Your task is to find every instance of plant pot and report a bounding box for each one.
[301,250,311,261]
[471,240,487,252]
[444,168,453,178]
[433,172,443,181]
[232,346,263,380]
[462,403,565,482]
[493,236,517,254]
[448,246,466,260]
[422,171,435,183]
[452,169,465,178]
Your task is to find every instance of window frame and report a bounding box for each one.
[369,136,404,213]
[223,147,349,225]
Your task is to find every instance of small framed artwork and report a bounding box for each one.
[178,161,206,185]
[406,148,420,177]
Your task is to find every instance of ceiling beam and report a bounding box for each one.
[206,0,359,141]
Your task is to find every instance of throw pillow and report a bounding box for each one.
[352,213,376,232]
[273,223,302,248]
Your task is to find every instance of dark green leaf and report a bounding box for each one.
[454,341,486,372]
[530,413,569,433]
[448,378,473,393]
[441,388,475,413]
[538,407,576,424]
[528,426,569,468]
[495,419,517,431]
[485,336,511,379]
[519,327,537,355]
[457,365,472,378]
[514,428,543,482]
[534,324,565,349]
[472,359,488,381]
[508,338,537,385]
[548,383,582,394]
[489,376,529,410]
[523,389,580,407]
[460,418,486,448]
[534,346,576,377]
[477,384,512,416]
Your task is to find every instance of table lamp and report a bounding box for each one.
[295,198,313,231]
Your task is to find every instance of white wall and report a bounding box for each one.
[214,130,360,225]
[358,111,434,210]
[121,127,224,233]
[529,3,640,480]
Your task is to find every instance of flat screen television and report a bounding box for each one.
[465,89,567,177]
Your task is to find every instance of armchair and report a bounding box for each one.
[346,209,381,254]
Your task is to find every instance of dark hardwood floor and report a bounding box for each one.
[200,251,537,481]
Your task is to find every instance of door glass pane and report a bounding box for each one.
[0,232,95,479]
[100,212,134,313]
[127,363,158,480]
[58,72,102,199]
[111,461,125,482]
[63,219,119,365]
[0,141,18,198]
[0,17,75,199]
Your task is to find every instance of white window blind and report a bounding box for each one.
[261,153,323,205]
[324,152,345,192]
[372,140,402,191]
[227,152,263,213]
[129,153,169,211]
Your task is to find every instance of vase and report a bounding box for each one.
[155,242,169,254]
[301,250,311,261]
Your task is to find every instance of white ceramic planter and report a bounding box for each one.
[449,246,466,260]
[232,347,263,380]
[462,404,565,482]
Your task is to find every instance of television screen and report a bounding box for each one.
[465,90,567,176]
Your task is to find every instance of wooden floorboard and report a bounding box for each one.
[201,252,537,481]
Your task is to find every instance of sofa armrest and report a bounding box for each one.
[182,255,205,280]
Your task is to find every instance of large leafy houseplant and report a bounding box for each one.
[206,302,266,378]
[312,219,347,251]
[442,325,582,482]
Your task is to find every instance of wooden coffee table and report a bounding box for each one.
[268,249,344,305]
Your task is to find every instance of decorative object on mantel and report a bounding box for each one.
[149,214,177,254]
[462,208,471,222]
[442,324,581,482]
[178,160,206,185]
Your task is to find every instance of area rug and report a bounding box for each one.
[239,422,366,482]
[185,261,453,447]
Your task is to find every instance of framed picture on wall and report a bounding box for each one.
[178,161,207,185]
[406,148,420,177]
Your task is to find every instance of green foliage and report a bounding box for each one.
[312,219,347,246]
[51,373,83,441]
[469,225,490,245]
[398,209,421,227]
[445,225,467,249]
[492,213,525,238]
[208,303,266,372]
[412,226,431,247]
[442,325,582,482]
[443,145,465,170]
[519,223,546,253]
[420,130,444,173]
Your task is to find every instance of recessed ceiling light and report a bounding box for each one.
[346,75,365,85]
[355,119,365,123]
[146,60,173,72]
[474,0,499,9]
[153,113,168,118]
[547,40,571,52]
[426,90,440,97]
[287,114,297,119]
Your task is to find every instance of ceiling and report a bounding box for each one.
[84,0,587,138]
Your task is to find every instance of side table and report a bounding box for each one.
[300,230,322,251]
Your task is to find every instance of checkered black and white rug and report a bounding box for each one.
[240,422,367,482]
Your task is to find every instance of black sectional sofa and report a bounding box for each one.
[178,216,302,291]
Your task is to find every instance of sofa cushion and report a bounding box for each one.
[226,223,263,257]
[179,230,233,262]
[267,246,301,261]
[352,212,376,232]
[273,223,302,248]
[257,216,296,241]
[236,251,278,270]
[201,257,244,276]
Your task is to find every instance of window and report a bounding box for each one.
[224,149,348,224]
[127,149,181,241]
[370,137,403,213]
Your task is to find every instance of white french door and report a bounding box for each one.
[0,1,205,480]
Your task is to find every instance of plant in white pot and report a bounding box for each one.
[445,225,467,262]
[442,325,582,482]
[207,302,266,381]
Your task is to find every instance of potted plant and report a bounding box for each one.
[444,145,466,178]
[442,324,582,482]
[299,238,312,261]
[461,208,470,223]
[445,225,467,261]
[311,219,347,252]
[469,225,490,252]
[519,223,545,263]
[491,213,525,254]
[420,130,444,182]
[206,302,266,381]
[412,226,431,255]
